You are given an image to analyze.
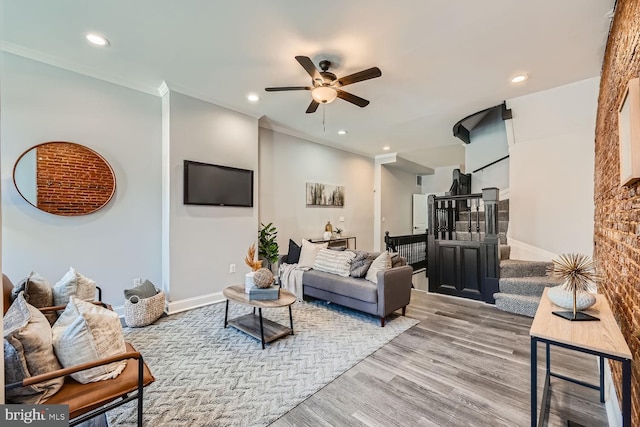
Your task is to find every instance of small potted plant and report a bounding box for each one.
[258,222,279,272]
[335,227,343,237]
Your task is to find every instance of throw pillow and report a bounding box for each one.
[350,251,374,278]
[52,297,127,384]
[365,251,392,284]
[12,272,53,308]
[298,239,329,268]
[124,280,158,301]
[4,292,64,403]
[287,239,302,264]
[53,267,97,306]
[314,248,356,277]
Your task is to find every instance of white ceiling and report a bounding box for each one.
[0,0,614,169]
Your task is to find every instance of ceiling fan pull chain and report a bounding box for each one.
[323,105,326,132]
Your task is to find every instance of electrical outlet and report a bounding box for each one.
[230,264,236,273]
[133,277,142,286]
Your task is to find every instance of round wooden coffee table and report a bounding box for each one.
[223,285,296,349]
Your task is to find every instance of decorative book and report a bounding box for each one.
[249,286,280,300]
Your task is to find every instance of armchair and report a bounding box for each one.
[3,274,155,426]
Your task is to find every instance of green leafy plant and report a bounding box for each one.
[258,222,279,271]
[335,227,343,236]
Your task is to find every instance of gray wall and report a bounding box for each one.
[259,128,375,252]
[1,53,162,305]
[380,165,417,247]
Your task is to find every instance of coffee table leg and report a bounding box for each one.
[289,305,294,334]
[224,300,229,328]
[259,308,265,350]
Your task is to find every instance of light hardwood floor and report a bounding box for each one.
[271,289,609,427]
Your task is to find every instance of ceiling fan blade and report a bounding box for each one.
[336,90,370,107]
[336,67,382,87]
[265,86,312,92]
[295,56,322,82]
[306,100,320,114]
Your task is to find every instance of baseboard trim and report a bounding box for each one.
[506,237,557,262]
[166,292,225,315]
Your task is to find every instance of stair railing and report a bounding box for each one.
[427,187,500,303]
[384,231,427,271]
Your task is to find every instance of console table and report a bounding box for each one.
[308,236,356,249]
[530,288,632,426]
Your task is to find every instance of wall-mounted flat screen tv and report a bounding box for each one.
[184,160,254,207]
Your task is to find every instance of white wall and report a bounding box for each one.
[380,165,416,247]
[507,77,599,259]
[259,128,375,252]
[466,108,509,194]
[0,53,162,305]
[421,165,461,196]
[164,91,259,303]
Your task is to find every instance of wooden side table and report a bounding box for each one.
[530,288,632,426]
[223,285,296,349]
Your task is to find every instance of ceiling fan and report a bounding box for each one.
[265,56,382,113]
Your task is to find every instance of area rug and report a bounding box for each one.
[107,299,418,426]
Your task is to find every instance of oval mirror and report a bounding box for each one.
[13,141,116,216]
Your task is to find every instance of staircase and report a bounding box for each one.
[458,199,560,317]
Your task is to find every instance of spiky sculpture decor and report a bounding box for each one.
[547,253,600,321]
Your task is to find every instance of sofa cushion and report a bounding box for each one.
[370,251,405,268]
[298,239,328,268]
[286,239,302,264]
[4,292,64,403]
[314,248,356,277]
[52,297,127,384]
[303,270,377,303]
[349,251,374,278]
[365,251,392,284]
[53,267,97,306]
[124,280,157,301]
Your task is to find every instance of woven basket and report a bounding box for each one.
[124,290,166,328]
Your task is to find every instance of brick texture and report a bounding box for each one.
[594,0,640,423]
[36,142,115,215]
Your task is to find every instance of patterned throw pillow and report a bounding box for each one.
[12,272,53,308]
[52,297,127,384]
[4,292,64,403]
[365,251,392,284]
[298,239,329,268]
[350,251,374,278]
[314,248,357,277]
[53,267,97,306]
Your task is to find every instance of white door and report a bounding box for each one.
[412,194,427,234]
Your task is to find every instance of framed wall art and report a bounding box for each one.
[619,77,640,186]
[306,182,344,207]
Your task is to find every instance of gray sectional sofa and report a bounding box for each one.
[280,252,413,326]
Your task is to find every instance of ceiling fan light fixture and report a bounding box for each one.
[312,86,338,104]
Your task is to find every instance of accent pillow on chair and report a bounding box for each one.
[12,272,57,324]
[52,297,127,384]
[53,267,97,306]
[4,292,64,403]
[298,239,329,268]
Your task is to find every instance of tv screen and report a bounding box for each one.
[184,160,254,207]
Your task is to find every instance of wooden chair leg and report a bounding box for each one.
[402,306,407,316]
[380,317,385,327]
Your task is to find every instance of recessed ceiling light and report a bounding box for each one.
[338,130,347,135]
[383,146,390,151]
[247,93,260,102]
[511,74,528,83]
[85,33,110,47]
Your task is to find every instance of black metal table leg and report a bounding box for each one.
[531,337,537,427]
[599,355,605,403]
[224,299,229,328]
[259,307,265,350]
[622,358,631,426]
[289,305,294,334]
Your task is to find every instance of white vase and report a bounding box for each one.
[547,285,596,310]
[323,231,333,240]
[245,272,255,293]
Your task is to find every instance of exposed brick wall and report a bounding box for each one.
[594,0,640,423]
[36,142,115,215]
